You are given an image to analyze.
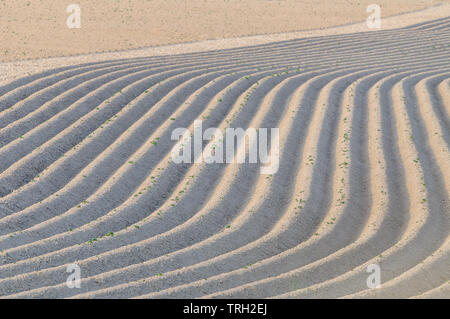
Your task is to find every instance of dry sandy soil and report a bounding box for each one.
[0,1,449,299]
[0,0,446,62]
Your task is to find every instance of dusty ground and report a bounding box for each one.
[0,0,446,62]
